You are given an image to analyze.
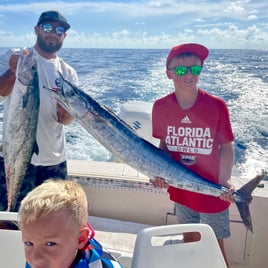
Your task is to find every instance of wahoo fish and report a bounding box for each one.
[3,51,39,211]
[48,74,266,232]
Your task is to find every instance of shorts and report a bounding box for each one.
[0,156,67,211]
[175,202,230,239]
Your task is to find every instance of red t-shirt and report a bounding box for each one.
[152,89,234,213]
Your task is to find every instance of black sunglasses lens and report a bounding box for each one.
[40,24,65,36]
[56,27,65,36]
[41,24,53,33]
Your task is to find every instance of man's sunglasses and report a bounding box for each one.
[169,65,202,76]
[39,23,65,37]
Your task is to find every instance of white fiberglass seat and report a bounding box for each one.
[131,223,227,268]
[0,211,25,267]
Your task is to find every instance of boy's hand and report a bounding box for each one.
[219,184,235,203]
[150,177,169,188]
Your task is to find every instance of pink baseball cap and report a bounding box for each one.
[166,43,209,69]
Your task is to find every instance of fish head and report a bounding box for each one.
[47,73,90,119]
[17,50,37,86]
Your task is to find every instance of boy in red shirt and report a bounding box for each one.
[152,43,235,267]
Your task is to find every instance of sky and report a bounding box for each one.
[0,0,268,49]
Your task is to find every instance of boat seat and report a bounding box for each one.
[0,211,25,267]
[131,223,227,268]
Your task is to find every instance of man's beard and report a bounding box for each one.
[37,36,63,53]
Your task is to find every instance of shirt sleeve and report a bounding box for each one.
[152,100,164,139]
[217,99,234,144]
[59,57,79,86]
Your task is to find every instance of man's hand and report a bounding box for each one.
[9,48,28,73]
[57,102,74,124]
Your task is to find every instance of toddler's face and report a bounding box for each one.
[21,211,82,268]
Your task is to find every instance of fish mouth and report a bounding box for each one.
[43,85,64,106]
[43,85,61,94]
[51,86,61,93]
[43,85,71,111]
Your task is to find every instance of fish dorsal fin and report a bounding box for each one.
[104,105,138,133]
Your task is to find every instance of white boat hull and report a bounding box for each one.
[67,160,268,268]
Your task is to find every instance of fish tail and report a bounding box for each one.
[235,171,267,233]
[235,202,252,232]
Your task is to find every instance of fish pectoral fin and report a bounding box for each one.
[81,111,106,123]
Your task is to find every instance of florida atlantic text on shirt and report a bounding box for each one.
[165,126,213,155]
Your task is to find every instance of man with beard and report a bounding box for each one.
[0,10,78,212]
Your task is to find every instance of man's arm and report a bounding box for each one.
[218,142,234,187]
[0,69,16,96]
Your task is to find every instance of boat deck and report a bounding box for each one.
[67,160,268,268]
[67,159,150,182]
[91,216,149,267]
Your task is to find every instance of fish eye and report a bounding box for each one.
[65,90,75,98]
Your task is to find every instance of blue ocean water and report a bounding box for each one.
[0,48,267,185]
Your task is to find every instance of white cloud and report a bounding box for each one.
[248,15,257,20]
[223,2,247,16]
[0,1,268,48]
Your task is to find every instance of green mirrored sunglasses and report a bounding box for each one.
[169,65,202,76]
